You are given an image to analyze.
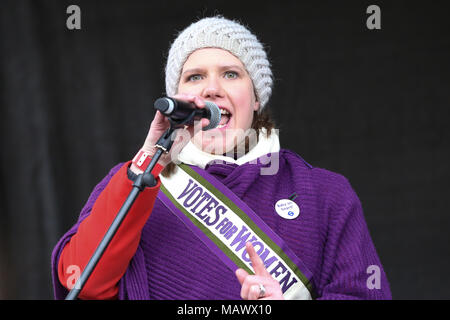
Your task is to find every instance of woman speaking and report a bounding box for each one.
[51,16,391,300]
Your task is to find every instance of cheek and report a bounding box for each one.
[177,83,200,95]
[231,89,256,124]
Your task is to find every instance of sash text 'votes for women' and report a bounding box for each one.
[176,178,299,293]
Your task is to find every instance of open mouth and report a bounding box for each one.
[217,107,232,129]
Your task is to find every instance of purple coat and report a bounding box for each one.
[51,149,391,299]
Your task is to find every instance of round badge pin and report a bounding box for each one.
[275,199,300,220]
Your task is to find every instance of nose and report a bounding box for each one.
[202,76,224,100]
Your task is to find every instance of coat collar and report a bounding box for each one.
[176,128,280,169]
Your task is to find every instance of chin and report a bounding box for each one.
[194,126,250,156]
[199,140,230,155]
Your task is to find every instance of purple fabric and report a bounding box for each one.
[157,190,240,274]
[51,149,392,300]
[188,164,315,286]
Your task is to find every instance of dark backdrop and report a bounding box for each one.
[1,0,449,299]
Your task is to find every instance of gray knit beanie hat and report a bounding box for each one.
[165,16,273,111]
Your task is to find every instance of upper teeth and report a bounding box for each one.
[220,109,230,115]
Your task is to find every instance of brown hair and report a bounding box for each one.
[161,109,276,177]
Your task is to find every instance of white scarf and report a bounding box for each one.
[176,128,280,169]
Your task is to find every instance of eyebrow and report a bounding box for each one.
[181,65,245,76]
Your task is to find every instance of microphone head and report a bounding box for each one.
[202,101,221,131]
[154,97,175,115]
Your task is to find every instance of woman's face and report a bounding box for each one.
[177,48,260,154]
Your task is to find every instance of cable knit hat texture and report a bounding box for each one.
[165,16,273,111]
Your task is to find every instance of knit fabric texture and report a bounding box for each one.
[51,150,391,300]
[165,16,273,111]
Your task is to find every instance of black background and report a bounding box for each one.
[1,0,449,299]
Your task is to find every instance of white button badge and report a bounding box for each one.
[275,198,300,220]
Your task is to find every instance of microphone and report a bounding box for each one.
[154,97,221,131]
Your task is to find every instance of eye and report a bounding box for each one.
[187,74,203,82]
[224,71,238,79]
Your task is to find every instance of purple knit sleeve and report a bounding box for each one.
[315,174,392,300]
[50,163,125,300]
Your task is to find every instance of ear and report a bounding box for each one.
[253,100,260,112]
